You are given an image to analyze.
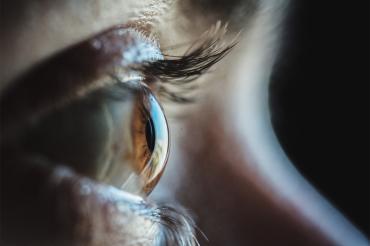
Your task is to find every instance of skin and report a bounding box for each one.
[0,0,368,245]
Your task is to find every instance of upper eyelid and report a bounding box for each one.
[0,26,162,140]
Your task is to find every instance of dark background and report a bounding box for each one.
[270,1,369,236]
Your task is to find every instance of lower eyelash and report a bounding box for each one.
[3,154,199,246]
[130,201,200,246]
[155,206,200,246]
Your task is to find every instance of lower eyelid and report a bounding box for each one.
[1,156,196,245]
[1,156,157,245]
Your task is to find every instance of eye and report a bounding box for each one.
[96,84,169,195]
[5,79,168,196]
[1,24,232,197]
[0,26,170,196]
[99,84,169,195]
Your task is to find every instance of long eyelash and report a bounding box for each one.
[138,22,237,103]
[131,201,200,246]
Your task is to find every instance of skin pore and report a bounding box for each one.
[0,0,368,245]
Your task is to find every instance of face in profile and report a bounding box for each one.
[0,1,367,246]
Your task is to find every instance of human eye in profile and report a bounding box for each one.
[0,21,233,245]
[2,1,367,245]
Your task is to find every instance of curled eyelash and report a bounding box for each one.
[137,22,238,103]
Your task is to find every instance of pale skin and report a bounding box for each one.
[0,0,367,245]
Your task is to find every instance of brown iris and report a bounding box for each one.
[129,86,169,194]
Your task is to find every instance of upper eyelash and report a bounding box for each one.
[136,22,237,103]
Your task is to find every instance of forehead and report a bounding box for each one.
[0,0,173,89]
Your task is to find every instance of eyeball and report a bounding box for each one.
[15,83,169,196]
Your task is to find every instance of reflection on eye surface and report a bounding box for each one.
[129,86,169,194]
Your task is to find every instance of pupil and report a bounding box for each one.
[145,118,155,152]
